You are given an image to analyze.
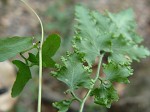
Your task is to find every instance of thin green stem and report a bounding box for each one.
[20,53,28,65]
[71,91,82,102]
[21,42,39,54]
[79,54,104,112]
[21,1,44,112]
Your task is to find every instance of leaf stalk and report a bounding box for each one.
[79,54,104,112]
[71,91,82,102]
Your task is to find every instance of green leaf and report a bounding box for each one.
[53,100,72,112]
[91,11,115,34]
[43,56,55,67]
[28,53,38,65]
[127,45,150,61]
[52,5,150,111]
[108,8,135,30]
[52,53,91,90]
[74,6,112,65]
[11,60,32,97]
[91,82,119,108]
[103,62,133,83]
[109,35,150,63]
[74,6,149,66]
[108,53,131,65]
[42,34,61,67]
[0,36,33,62]
[108,35,132,65]
[107,8,143,43]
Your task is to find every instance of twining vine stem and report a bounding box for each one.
[79,54,104,112]
[21,1,44,112]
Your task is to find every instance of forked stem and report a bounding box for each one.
[21,1,44,112]
[79,54,104,112]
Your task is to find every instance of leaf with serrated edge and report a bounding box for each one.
[91,82,119,108]
[74,6,112,65]
[11,60,32,97]
[91,11,115,34]
[0,37,33,62]
[127,45,150,61]
[108,35,132,65]
[103,62,133,83]
[52,6,150,110]
[53,53,91,90]
[107,8,143,43]
[53,100,72,112]
[110,35,149,64]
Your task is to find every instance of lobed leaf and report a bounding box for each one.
[108,35,132,65]
[108,35,150,64]
[91,11,115,34]
[53,5,150,110]
[11,60,32,97]
[42,34,61,67]
[0,36,33,62]
[91,82,119,108]
[28,53,39,65]
[107,8,143,43]
[74,6,112,65]
[52,53,91,90]
[127,45,150,61]
[53,100,72,112]
[103,62,133,83]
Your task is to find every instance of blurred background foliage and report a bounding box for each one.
[43,0,74,59]
[0,0,150,112]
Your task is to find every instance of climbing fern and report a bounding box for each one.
[52,5,150,112]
